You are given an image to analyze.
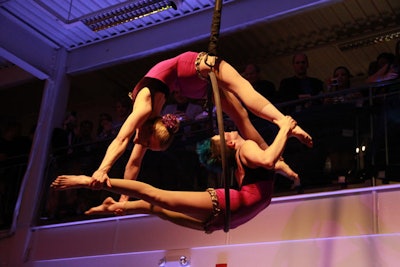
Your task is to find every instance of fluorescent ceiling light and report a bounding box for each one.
[338,29,400,51]
[81,0,183,32]
[34,0,183,32]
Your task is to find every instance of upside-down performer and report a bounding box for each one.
[92,51,312,202]
[51,115,299,233]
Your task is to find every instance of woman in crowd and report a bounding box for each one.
[325,66,362,104]
[366,52,399,83]
[51,115,299,233]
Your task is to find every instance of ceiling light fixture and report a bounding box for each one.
[338,29,400,51]
[81,0,183,32]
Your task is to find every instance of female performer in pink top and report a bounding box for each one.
[92,51,312,201]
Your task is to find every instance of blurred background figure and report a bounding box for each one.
[161,90,204,122]
[278,53,324,112]
[96,113,116,141]
[0,119,32,227]
[242,63,277,144]
[113,97,132,133]
[366,52,399,84]
[242,63,277,102]
[51,111,79,156]
[325,66,362,105]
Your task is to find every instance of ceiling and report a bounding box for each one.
[0,0,400,96]
[1,0,229,50]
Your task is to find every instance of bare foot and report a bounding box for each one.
[275,160,300,186]
[291,125,313,148]
[51,175,92,190]
[85,197,124,215]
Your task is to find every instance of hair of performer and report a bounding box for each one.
[51,115,299,233]
[92,51,312,201]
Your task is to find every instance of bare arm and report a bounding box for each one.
[367,64,399,83]
[240,116,296,169]
[119,143,147,201]
[92,89,153,186]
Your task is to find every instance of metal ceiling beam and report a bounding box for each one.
[0,10,60,79]
[66,0,335,74]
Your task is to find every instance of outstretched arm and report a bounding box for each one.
[92,89,152,187]
[366,64,399,83]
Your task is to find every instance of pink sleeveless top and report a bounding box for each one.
[145,51,209,99]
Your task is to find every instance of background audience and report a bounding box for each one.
[324,66,363,105]
[112,97,132,133]
[367,52,399,84]
[278,53,324,103]
[242,63,277,102]
[2,45,400,227]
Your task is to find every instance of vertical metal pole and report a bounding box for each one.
[208,72,230,232]
[207,0,230,233]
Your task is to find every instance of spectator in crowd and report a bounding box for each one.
[242,63,277,102]
[96,113,116,141]
[242,63,278,144]
[278,53,324,112]
[47,111,82,220]
[161,90,204,122]
[364,45,400,178]
[51,111,79,156]
[322,66,363,182]
[324,66,362,105]
[75,119,96,175]
[327,66,352,91]
[161,90,206,144]
[76,120,94,145]
[113,97,132,133]
[366,52,399,84]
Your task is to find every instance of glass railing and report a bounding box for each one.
[1,79,399,229]
[274,79,400,192]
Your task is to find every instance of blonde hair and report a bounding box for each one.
[149,114,180,150]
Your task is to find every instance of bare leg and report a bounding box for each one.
[51,175,93,190]
[86,197,205,231]
[200,56,313,147]
[85,196,125,215]
[219,89,268,149]
[275,160,300,185]
[51,175,213,222]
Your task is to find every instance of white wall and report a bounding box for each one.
[17,184,400,267]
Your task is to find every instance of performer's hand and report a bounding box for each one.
[119,194,129,202]
[91,170,112,189]
[273,115,297,133]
